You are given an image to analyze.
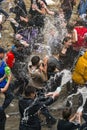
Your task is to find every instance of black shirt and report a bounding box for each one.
[57,119,80,130]
[19,97,41,128]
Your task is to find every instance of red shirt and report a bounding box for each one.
[6,51,15,68]
[73,26,87,50]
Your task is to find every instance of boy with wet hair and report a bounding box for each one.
[19,85,56,130]
[57,107,81,130]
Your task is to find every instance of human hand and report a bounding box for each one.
[32,4,38,10]
[46,91,59,99]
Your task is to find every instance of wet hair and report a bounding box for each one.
[62,107,72,120]
[47,62,56,73]
[75,20,85,26]
[51,39,63,55]
[66,24,74,33]
[47,62,56,79]
[24,85,36,97]
[62,36,71,44]
[31,56,40,66]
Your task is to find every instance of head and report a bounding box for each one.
[14,0,19,4]
[62,107,72,120]
[51,39,63,56]
[31,56,40,67]
[0,47,5,60]
[47,62,56,73]
[66,24,74,34]
[47,62,57,79]
[62,37,72,48]
[24,85,36,99]
[75,19,85,26]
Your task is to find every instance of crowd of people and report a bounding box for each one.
[0,0,87,130]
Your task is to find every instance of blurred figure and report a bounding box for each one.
[0,106,6,130]
[57,107,81,130]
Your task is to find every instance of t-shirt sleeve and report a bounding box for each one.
[5,66,11,76]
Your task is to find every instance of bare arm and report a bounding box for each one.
[20,16,29,22]
[45,7,55,15]
[32,4,46,15]
[72,29,78,43]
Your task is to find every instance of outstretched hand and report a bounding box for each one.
[46,91,59,99]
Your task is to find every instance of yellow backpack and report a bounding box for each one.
[72,51,87,84]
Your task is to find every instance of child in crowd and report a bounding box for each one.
[57,107,81,130]
[19,85,56,130]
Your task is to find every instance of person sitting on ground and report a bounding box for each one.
[15,26,38,47]
[9,0,28,34]
[57,107,81,130]
[19,85,56,130]
[24,0,55,28]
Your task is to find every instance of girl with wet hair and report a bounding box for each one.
[60,36,78,69]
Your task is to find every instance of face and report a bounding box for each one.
[30,92,36,99]
[0,53,4,59]
[64,39,72,48]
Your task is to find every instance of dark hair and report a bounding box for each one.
[31,56,40,66]
[47,62,56,73]
[24,85,36,97]
[62,107,72,120]
[75,20,85,26]
[66,24,74,33]
[0,47,5,53]
[47,62,56,79]
[62,37,71,44]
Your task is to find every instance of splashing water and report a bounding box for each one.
[13,9,68,95]
[66,86,87,113]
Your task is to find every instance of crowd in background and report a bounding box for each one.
[0,0,87,130]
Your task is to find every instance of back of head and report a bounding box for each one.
[51,38,63,55]
[31,56,40,66]
[24,85,36,97]
[62,107,72,120]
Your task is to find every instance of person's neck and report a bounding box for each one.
[53,54,59,59]
[25,95,34,99]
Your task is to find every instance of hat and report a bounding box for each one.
[0,47,5,53]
